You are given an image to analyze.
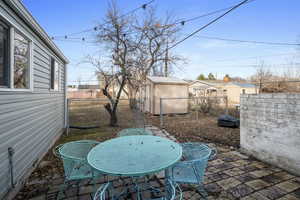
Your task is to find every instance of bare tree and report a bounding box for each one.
[84,2,135,126]
[250,61,273,93]
[124,8,183,107]
[85,2,184,125]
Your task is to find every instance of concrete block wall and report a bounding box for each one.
[240,93,300,175]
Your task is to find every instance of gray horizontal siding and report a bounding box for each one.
[0,1,67,199]
[0,93,65,198]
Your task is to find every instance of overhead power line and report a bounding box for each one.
[181,0,255,24]
[207,63,300,68]
[196,35,300,46]
[165,0,252,53]
[213,53,298,62]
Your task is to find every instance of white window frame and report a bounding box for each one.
[50,57,60,92]
[0,17,33,92]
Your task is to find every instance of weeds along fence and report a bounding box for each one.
[66,98,130,134]
[157,96,239,128]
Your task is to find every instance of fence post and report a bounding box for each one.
[160,98,164,128]
[225,96,229,115]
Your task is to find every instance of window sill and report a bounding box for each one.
[0,88,33,92]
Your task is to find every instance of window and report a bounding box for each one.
[0,20,9,88]
[0,18,32,91]
[50,57,59,90]
[14,31,30,89]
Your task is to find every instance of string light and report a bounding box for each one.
[52,0,255,42]
[51,0,154,39]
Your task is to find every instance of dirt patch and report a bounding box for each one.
[146,112,240,147]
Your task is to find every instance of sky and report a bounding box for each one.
[22,0,300,85]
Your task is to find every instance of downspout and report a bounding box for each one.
[1,147,15,200]
[8,147,15,188]
[64,63,68,131]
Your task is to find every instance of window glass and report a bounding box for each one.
[50,58,54,89]
[14,31,30,88]
[54,61,59,90]
[50,58,59,90]
[0,21,9,87]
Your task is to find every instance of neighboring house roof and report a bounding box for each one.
[147,76,188,84]
[227,82,256,88]
[183,79,194,83]
[78,85,101,89]
[189,80,224,88]
[5,0,69,63]
[189,80,214,86]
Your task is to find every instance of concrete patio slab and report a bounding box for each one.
[14,126,300,200]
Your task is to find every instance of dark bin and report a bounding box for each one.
[218,114,240,128]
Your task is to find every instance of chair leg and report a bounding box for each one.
[77,180,80,200]
[57,180,67,200]
[197,184,208,200]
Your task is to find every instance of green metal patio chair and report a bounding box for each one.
[166,143,215,199]
[117,128,153,137]
[53,140,101,199]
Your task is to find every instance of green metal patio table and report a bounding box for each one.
[87,135,182,199]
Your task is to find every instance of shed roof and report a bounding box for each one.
[5,0,69,63]
[228,82,256,88]
[147,76,188,84]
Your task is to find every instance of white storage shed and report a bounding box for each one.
[141,76,189,115]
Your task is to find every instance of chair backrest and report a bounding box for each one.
[54,140,100,179]
[182,143,212,161]
[58,140,99,160]
[181,143,212,183]
[117,128,152,137]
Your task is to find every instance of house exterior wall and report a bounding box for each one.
[240,93,300,176]
[188,82,210,95]
[144,81,152,113]
[153,84,188,115]
[142,80,153,113]
[224,85,256,104]
[0,1,67,199]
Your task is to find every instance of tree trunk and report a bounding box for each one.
[104,103,118,127]
[128,86,138,110]
[109,111,118,126]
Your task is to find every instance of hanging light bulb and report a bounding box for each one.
[65,35,68,39]
[82,37,85,41]
[94,27,98,31]
[142,4,147,10]
[123,33,126,37]
[181,21,185,26]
